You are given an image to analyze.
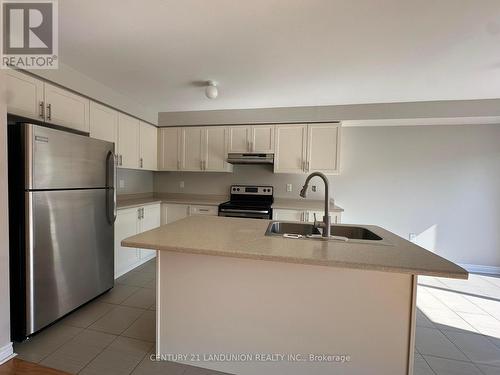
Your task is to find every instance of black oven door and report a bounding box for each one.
[218,208,271,219]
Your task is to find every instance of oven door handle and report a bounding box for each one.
[220,208,270,214]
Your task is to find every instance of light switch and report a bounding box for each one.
[286,184,292,192]
[180,181,185,189]
[119,180,125,188]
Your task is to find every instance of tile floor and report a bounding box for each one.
[415,273,500,375]
[13,259,500,375]
[14,260,226,375]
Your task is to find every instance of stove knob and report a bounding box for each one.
[237,188,240,191]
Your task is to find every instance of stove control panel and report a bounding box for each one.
[230,185,273,196]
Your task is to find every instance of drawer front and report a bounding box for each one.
[189,205,218,216]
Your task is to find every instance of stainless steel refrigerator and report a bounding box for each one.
[8,123,116,341]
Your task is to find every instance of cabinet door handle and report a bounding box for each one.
[119,154,123,166]
[39,101,45,119]
[46,103,52,121]
[138,208,142,219]
[142,208,145,219]
[306,161,310,172]
[140,157,143,168]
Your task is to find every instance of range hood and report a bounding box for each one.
[227,153,274,165]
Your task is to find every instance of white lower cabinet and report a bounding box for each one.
[273,208,341,223]
[162,204,190,225]
[115,203,160,278]
[189,205,218,216]
[139,204,161,259]
[115,207,140,278]
[272,208,304,222]
[161,203,218,225]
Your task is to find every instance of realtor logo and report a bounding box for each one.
[1,0,58,69]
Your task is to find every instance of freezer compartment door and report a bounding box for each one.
[25,123,114,189]
[26,189,114,335]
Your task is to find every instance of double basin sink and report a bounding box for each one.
[265,222,383,241]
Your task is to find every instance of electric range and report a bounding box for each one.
[218,185,273,219]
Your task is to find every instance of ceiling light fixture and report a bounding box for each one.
[205,80,218,99]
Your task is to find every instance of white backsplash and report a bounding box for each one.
[153,165,331,200]
[117,169,154,195]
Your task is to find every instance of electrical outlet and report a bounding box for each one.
[312,185,317,192]
[409,233,417,242]
[119,180,125,188]
[286,184,292,192]
[180,181,185,189]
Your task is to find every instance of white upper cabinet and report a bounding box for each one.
[6,69,44,120]
[89,101,118,145]
[158,127,180,171]
[228,125,275,153]
[274,124,307,173]
[204,126,231,172]
[160,126,230,172]
[140,121,158,170]
[274,123,340,174]
[44,82,90,133]
[251,125,275,152]
[180,127,204,171]
[118,113,140,169]
[307,123,340,174]
[228,126,251,153]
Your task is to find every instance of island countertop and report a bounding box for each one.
[122,216,467,279]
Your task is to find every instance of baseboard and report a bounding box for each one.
[115,254,157,279]
[458,263,500,276]
[0,342,15,365]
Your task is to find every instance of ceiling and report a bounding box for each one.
[59,0,500,113]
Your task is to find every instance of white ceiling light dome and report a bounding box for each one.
[205,81,218,99]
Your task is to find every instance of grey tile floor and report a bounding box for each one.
[14,259,500,375]
[14,260,226,375]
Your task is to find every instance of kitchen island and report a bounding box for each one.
[122,216,467,375]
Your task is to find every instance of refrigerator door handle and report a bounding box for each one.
[106,151,117,224]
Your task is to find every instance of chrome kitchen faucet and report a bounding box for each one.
[300,172,331,238]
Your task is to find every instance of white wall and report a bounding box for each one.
[155,124,500,269]
[0,72,13,360]
[30,63,158,124]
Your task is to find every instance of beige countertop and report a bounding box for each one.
[117,193,344,212]
[117,197,162,209]
[122,215,467,279]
